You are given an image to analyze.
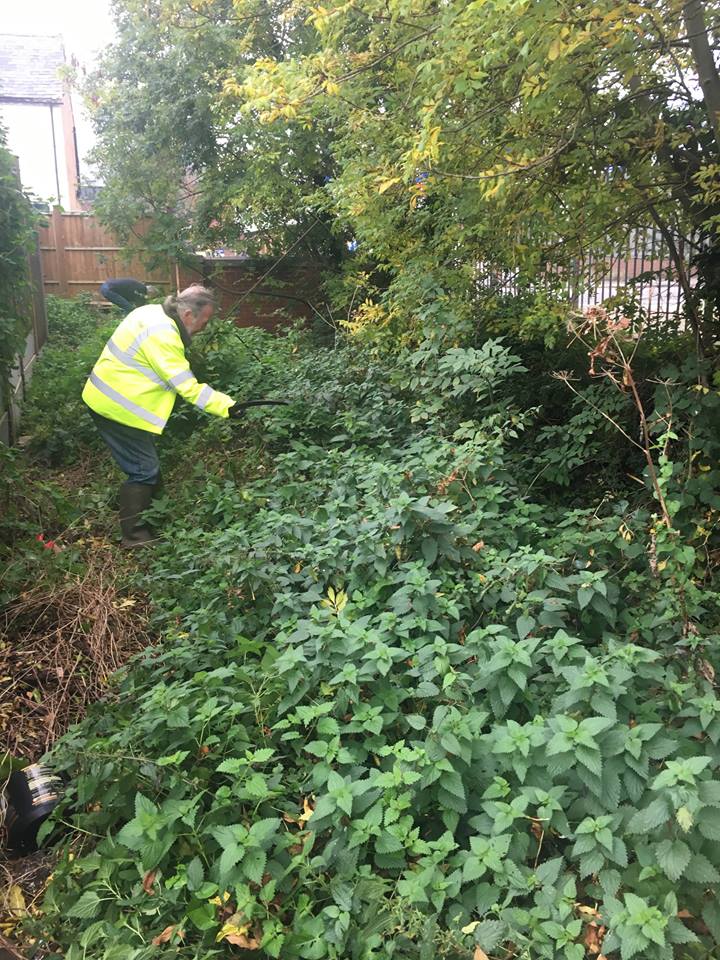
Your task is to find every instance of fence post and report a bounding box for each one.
[52,206,68,297]
[28,234,48,347]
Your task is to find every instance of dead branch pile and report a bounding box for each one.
[0,549,150,761]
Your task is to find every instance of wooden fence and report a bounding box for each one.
[38,209,172,299]
[37,209,327,330]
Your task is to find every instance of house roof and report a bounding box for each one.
[0,34,66,104]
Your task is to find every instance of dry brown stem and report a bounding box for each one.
[0,549,150,760]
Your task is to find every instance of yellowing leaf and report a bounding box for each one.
[462,919,480,934]
[378,177,401,194]
[676,805,694,832]
[152,925,184,945]
[299,796,315,825]
[217,915,250,943]
[7,884,26,918]
[210,890,231,906]
[548,37,563,61]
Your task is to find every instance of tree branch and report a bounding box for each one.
[683,0,720,149]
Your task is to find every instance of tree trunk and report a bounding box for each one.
[683,0,720,151]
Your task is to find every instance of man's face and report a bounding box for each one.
[183,303,215,336]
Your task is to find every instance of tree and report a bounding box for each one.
[237,0,720,353]
[84,0,341,265]
[89,1,720,355]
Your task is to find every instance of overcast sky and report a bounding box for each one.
[3,0,117,175]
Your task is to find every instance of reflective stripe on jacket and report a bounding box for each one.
[82,304,234,434]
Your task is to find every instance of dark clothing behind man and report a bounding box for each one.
[100,278,150,315]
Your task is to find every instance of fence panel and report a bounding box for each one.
[38,209,172,299]
[39,211,327,330]
[476,225,698,328]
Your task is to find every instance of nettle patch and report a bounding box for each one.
[34,337,720,960]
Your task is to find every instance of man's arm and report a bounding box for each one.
[144,334,235,417]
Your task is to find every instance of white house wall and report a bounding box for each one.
[0,100,71,207]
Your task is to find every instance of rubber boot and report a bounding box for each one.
[118,482,155,548]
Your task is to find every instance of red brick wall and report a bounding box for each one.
[178,257,325,332]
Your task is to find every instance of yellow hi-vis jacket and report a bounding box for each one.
[82,304,234,434]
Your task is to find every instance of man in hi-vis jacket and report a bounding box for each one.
[83,285,243,546]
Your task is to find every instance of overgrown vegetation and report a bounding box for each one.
[3,2,719,957]
[0,123,39,444]
[2,293,716,960]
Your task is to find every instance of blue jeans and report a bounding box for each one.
[90,411,160,485]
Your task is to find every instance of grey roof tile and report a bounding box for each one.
[0,34,66,103]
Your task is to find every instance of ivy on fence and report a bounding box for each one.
[0,124,40,444]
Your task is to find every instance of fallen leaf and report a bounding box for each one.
[473,947,489,960]
[299,796,314,826]
[472,541,485,552]
[699,659,716,684]
[216,915,255,944]
[226,932,262,949]
[583,921,606,954]
[117,598,137,609]
[462,920,480,935]
[143,870,156,895]
[152,925,184,945]
[7,884,26,917]
[576,903,601,920]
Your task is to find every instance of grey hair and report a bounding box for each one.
[164,284,217,319]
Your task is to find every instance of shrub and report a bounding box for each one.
[23,296,113,464]
[32,329,720,960]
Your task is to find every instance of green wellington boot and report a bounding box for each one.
[118,482,155,548]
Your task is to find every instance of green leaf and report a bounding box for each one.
[577,587,593,609]
[157,750,190,765]
[66,890,102,919]
[627,798,669,834]
[536,856,563,886]
[376,831,404,854]
[471,919,505,951]
[421,538,438,564]
[439,769,466,802]
[599,867,621,898]
[702,900,720,943]
[187,901,217,931]
[619,926,648,960]
[187,856,205,892]
[698,806,720,841]
[684,853,720,883]
[219,844,243,878]
[406,714,427,730]
[655,839,691,882]
[699,780,720,807]
[243,847,267,885]
[516,615,535,640]
[248,817,280,845]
